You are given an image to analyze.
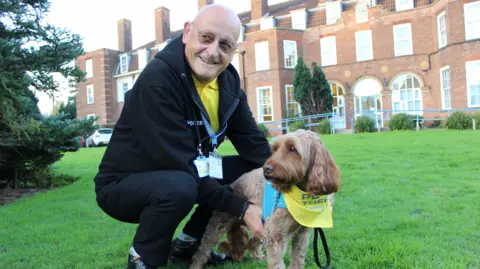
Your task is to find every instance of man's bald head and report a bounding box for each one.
[182,4,242,84]
[192,4,242,40]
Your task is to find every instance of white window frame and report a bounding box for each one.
[120,54,128,73]
[393,23,413,57]
[320,36,337,67]
[285,84,302,117]
[391,73,423,115]
[256,86,274,123]
[355,30,373,62]
[86,59,93,78]
[118,82,129,103]
[326,1,343,25]
[395,0,414,11]
[464,2,480,41]
[291,10,307,30]
[439,66,451,109]
[283,40,297,69]
[437,11,447,49]
[255,41,270,71]
[466,60,480,108]
[87,84,94,105]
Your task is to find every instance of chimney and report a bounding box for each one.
[155,7,171,45]
[198,0,214,11]
[117,19,132,52]
[251,0,268,20]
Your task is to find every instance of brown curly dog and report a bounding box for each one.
[189,129,341,269]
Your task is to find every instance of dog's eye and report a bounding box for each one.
[289,147,297,153]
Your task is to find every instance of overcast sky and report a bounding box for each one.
[36,0,290,115]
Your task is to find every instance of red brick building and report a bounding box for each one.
[75,0,480,130]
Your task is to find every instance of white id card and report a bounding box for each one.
[194,156,209,178]
[209,152,223,179]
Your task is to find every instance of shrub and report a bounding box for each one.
[431,116,442,128]
[317,119,331,135]
[446,112,472,130]
[388,113,415,130]
[288,120,306,132]
[354,116,376,133]
[257,123,269,137]
[471,113,480,130]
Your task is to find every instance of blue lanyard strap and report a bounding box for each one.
[200,112,219,150]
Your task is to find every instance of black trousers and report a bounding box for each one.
[96,168,240,268]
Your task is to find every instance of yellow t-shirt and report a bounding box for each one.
[192,75,220,133]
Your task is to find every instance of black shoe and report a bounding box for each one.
[127,254,156,269]
[170,238,231,265]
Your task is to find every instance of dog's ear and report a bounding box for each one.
[306,135,340,195]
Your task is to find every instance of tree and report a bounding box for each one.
[0,0,97,189]
[293,57,333,116]
[54,95,77,119]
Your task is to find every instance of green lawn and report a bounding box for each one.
[1,130,479,269]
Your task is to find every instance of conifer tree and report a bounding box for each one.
[292,57,333,116]
[0,0,97,188]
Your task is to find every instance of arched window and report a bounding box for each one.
[391,73,423,115]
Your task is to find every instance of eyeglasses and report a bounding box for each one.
[190,23,238,54]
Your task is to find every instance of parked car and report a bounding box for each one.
[72,136,85,147]
[86,128,113,147]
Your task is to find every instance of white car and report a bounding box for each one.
[86,128,113,147]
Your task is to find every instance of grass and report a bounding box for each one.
[1,130,480,269]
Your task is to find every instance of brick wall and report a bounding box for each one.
[76,49,120,127]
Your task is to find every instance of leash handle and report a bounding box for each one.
[313,228,331,269]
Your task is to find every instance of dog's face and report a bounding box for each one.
[263,129,340,195]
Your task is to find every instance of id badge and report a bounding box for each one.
[194,156,209,178]
[208,152,223,180]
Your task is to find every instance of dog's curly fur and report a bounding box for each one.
[189,129,341,269]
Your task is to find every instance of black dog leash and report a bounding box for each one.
[313,228,331,269]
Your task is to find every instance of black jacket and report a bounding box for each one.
[94,34,271,217]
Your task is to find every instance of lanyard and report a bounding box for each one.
[200,112,227,152]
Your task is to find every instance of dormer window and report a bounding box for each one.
[396,0,414,11]
[291,9,307,30]
[326,1,343,25]
[260,17,275,30]
[120,54,128,73]
[138,49,148,70]
[238,25,245,43]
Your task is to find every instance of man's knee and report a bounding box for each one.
[150,170,198,214]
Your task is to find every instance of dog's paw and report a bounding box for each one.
[218,241,231,254]
[251,251,266,260]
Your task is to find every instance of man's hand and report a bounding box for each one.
[242,203,266,239]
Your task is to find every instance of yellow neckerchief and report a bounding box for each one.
[282,185,334,228]
[192,75,220,133]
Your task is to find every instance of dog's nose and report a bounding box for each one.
[263,164,274,175]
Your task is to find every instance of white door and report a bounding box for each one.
[354,78,384,128]
[330,82,346,129]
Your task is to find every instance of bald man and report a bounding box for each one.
[93,4,272,269]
